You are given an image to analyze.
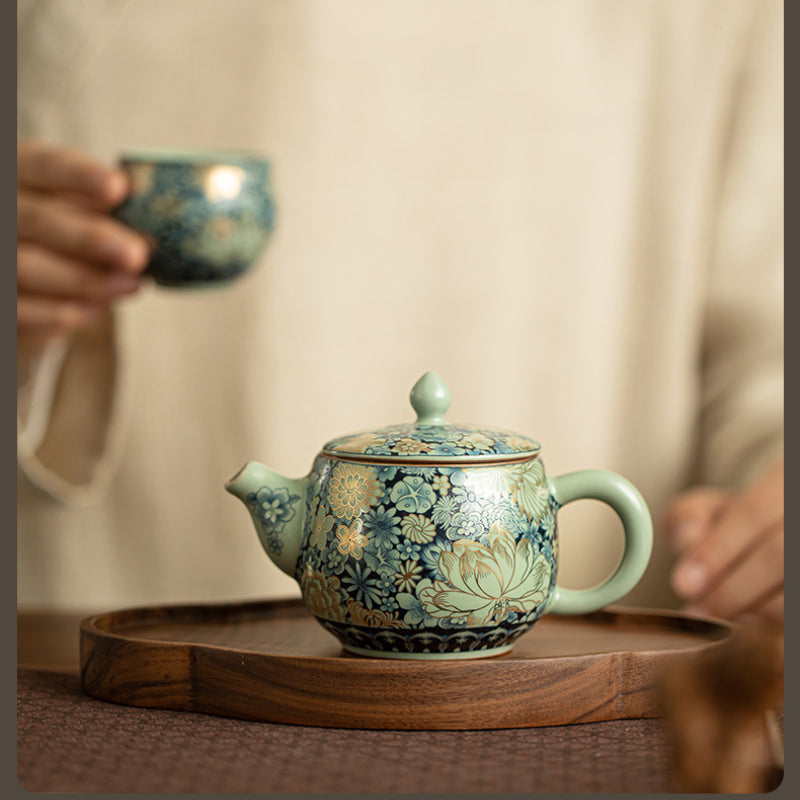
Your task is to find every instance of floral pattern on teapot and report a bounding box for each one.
[245,454,559,655]
[323,424,540,460]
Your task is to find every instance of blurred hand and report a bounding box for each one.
[17,141,150,352]
[664,459,783,623]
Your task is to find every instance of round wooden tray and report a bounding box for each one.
[80,598,732,730]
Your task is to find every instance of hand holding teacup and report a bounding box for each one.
[17,144,275,354]
[16,141,150,351]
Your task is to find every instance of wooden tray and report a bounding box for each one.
[80,598,732,730]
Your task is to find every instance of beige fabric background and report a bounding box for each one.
[17,0,782,613]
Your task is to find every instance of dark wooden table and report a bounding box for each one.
[16,610,782,794]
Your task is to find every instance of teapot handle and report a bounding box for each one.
[545,470,653,615]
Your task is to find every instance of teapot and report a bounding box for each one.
[226,372,653,660]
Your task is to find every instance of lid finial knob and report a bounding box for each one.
[410,372,451,426]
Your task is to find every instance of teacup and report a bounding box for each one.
[113,149,275,287]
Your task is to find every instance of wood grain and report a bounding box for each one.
[80,599,732,730]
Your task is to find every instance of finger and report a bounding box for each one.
[18,242,142,302]
[17,294,108,338]
[45,188,127,214]
[18,194,150,274]
[661,488,731,553]
[735,587,784,625]
[671,466,783,598]
[681,522,783,619]
[18,141,128,208]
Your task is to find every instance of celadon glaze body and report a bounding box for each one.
[226,372,653,660]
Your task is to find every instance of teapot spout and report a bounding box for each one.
[225,461,307,578]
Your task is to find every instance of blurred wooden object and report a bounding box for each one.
[17,610,88,674]
[660,620,784,792]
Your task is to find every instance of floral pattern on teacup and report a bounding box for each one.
[182,213,270,268]
[114,157,274,284]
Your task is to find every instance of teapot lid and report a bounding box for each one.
[322,372,541,463]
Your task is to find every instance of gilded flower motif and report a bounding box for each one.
[327,463,382,520]
[346,597,403,628]
[505,459,550,524]
[300,567,346,622]
[393,439,433,456]
[401,513,437,544]
[431,474,450,494]
[394,559,423,592]
[465,432,494,452]
[336,519,369,558]
[417,524,551,626]
[334,432,386,453]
